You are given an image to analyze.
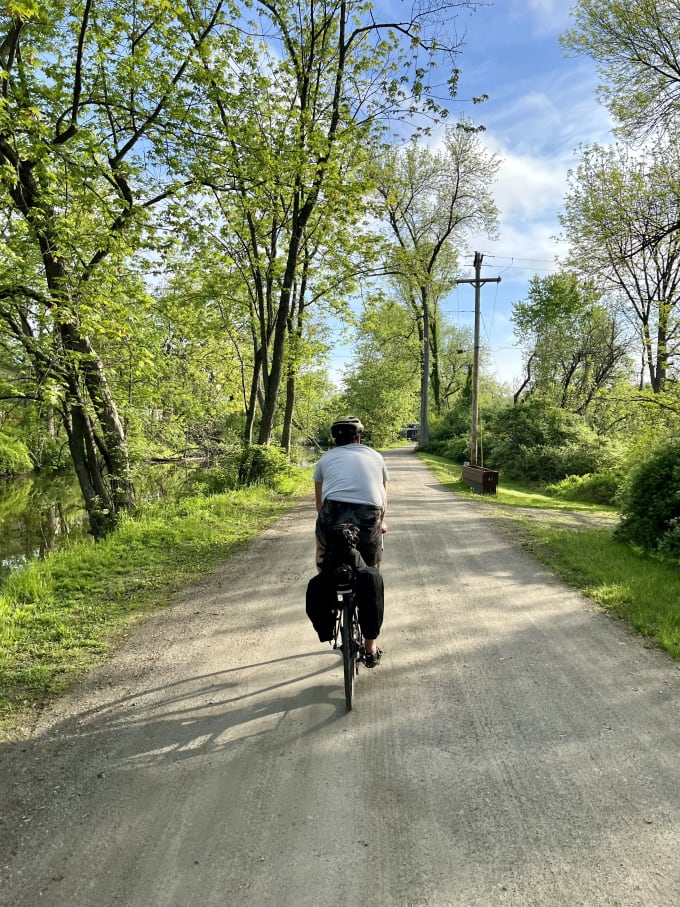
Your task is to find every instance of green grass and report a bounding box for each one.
[502,522,680,660]
[417,451,680,661]
[0,472,311,737]
[417,452,616,513]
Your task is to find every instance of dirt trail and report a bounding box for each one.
[2,447,680,906]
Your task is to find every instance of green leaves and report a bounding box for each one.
[562,0,680,139]
[5,0,41,20]
[561,141,680,393]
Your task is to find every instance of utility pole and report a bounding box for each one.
[457,252,501,466]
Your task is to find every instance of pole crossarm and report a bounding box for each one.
[456,278,502,286]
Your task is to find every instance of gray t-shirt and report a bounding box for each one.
[313,444,389,509]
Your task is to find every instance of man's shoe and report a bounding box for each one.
[364,648,382,668]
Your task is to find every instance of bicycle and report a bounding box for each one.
[331,565,363,711]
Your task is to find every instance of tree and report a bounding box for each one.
[147,263,250,457]
[562,0,680,139]
[512,271,631,413]
[560,143,680,393]
[183,0,482,448]
[0,0,226,535]
[341,295,420,446]
[375,125,499,444]
[432,323,474,411]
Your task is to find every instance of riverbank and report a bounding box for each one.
[0,474,311,739]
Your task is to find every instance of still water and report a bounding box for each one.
[0,463,202,582]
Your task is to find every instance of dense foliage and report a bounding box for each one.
[0,434,31,476]
[616,443,680,556]
[0,0,482,533]
[2,0,680,543]
[483,399,612,483]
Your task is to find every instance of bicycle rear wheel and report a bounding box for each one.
[341,598,355,711]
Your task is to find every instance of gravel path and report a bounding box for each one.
[2,447,680,906]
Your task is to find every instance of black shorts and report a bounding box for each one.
[316,499,383,567]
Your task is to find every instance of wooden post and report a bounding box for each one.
[457,253,501,466]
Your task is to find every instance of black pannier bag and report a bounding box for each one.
[306,523,384,643]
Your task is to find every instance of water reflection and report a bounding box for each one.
[0,472,89,580]
[0,462,205,583]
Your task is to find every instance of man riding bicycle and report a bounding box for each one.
[313,416,388,667]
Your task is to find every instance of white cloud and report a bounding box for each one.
[481,64,612,154]
[514,0,575,35]
[491,142,567,216]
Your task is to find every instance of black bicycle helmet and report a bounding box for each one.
[331,416,364,444]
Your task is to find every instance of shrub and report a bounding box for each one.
[429,407,470,442]
[486,399,610,483]
[187,443,243,495]
[238,444,296,491]
[616,443,680,552]
[419,437,469,461]
[547,468,622,505]
[657,518,680,561]
[422,402,474,461]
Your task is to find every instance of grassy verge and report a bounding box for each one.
[0,472,311,737]
[418,452,680,661]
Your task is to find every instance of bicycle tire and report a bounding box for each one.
[341,597,355,711]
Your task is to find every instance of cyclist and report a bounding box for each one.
[313,416,388,667]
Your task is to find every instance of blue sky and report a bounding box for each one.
[327,0,615,389]
[440,0,614,386]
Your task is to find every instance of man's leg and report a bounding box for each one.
[357,567,384,661]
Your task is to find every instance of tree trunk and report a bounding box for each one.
[281,365,295,454]
[430,315,442,414]
[62,392,114,539]
[258,229,303,444]
[419,290,431,445]
[655,311,668,393]
[244,347,263,445]
[60,322,135,514]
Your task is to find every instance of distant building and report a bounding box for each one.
[404,423,419,442]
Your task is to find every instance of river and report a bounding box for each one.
[0,463,201,584]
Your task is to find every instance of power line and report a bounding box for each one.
[460,253,562,268]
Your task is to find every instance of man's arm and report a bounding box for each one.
[315,481,323,513]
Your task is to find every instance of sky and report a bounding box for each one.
[331,0,615,390]
[434,0,614,386]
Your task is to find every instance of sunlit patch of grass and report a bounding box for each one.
[416,452,616,514]
[417,450,680,661]
[496,517,680,661]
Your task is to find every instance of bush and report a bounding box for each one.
[429,407,470,442]
[501,440,610,484]
[238,444,297,492]
[547,468,622,505]
[486,399,610,483]
[421,402,474,461]
[616,443,680,552]
[185,442,243,495]
[419,437,469,461]
[0,434,32,476]
[658,519,680,561]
